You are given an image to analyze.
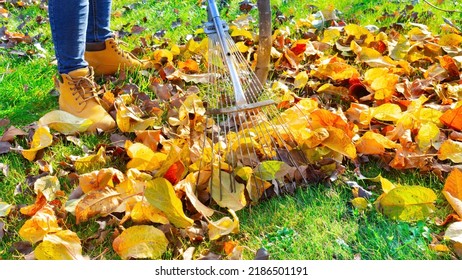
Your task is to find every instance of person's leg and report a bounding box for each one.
[48,0,89,74]
[86,0,113,44]
[48,0,115,133]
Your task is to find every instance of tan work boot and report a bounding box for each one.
[56,67,116,133]
[84,38,147,76]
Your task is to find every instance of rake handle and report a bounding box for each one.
[207,0,247,106]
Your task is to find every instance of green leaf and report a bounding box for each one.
[253,160,291,181]
[376,186,437,221]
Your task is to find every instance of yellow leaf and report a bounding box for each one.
[34,230,84,260]
[351,197,368,210]
[79,167,125,194]
[321,28,340,44]
[19,205,61,244]
[74,186,122,224]
[235,41,249,53]
[442,168,462,217]
[380,176,396,194]
[34,175,60,201]
[439,34,462,47]
[211,169,247,211]
[112,225,169,260]
[438,140,462,163]
[294,71,308,89]
[208,209,240,241]
[74,146,107,174]
[145,178,194,228]
[246,175,272,203]
[115,98,157,132]
[376,186,437,221]
[152,49,173,64]
[322,127,357,159]
[21,126,53,161]
[371,103,402,122]
[230,27,253,39]
[416,122,440,152]
[38,110,93,135]
[126,142,167,171]
[130,200,169,224]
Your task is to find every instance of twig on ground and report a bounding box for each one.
[422,0,462,13]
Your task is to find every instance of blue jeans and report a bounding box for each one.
[48,0,114,74]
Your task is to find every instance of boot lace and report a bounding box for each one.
[68,73,98,105]
[109,39,141,61]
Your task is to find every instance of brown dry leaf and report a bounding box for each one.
[1,126,27,142]
[19,204,61,244]
[134,130,162,151]
[145,177,194,228]
[38,110,93,135]
[20,192,47,216]
[438,140,462,163]
[21,126,53,161]
[112,225,169,260]
[34,230,85,260]
[442,168,462,217]
[208,209,240,241]
[115,96,158,133]
[79,168,125,194]
[74,186,122,224]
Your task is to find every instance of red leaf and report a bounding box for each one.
[163,161,185,185]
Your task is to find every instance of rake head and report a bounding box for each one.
[193,0,312,202]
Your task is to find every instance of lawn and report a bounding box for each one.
[0,0,461,260]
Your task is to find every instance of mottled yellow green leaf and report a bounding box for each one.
[74,146,107,174]
[34,230,84,260]
[19,205,61,244]
[145,178,193,228]
[21,126,53,161]
[377,186,436,221]
[208,209,239,241]
[38,110,93,135]
[113,225,168,260]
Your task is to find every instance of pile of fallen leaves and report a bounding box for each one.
[1,3,462,259]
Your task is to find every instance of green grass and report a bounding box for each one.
[0,0,460,260]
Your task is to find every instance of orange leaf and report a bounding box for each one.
[20,192,47,216]
[163,160,185,185]
[19,204,61,244]
[442,169,462,217]
[440,105,462,131]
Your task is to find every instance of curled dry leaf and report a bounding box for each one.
[38,110,93,135]
[112,225,169,260]
[21,126,53,161]
[211,169,247,211]
[208,209,240,241]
